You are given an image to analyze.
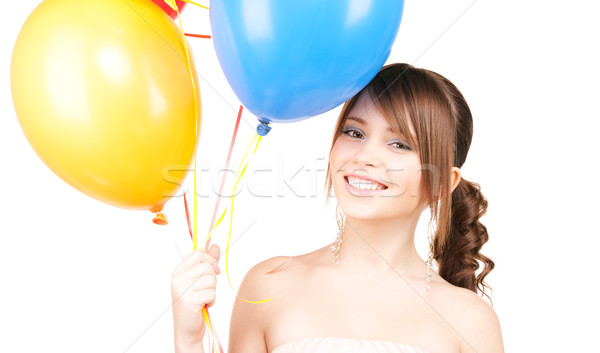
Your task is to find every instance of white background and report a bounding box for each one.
[2,0,599,352]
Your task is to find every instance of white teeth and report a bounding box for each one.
[346,176,385,191]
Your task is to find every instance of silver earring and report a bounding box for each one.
[331,203,345,264]
[425,219,435,291]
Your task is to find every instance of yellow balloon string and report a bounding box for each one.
[181,0,209,10]
[164,2,220,352]
[223,133,274,304]
[205,207,227,245]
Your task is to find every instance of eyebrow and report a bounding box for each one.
[345,116,418,143]
[346,116,415,139]
[346,116,394,133]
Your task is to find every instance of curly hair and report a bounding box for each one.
[324,63,494,302]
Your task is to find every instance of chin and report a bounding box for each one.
[337,196,387,221]
[336,192,425,224]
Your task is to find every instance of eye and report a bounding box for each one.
[342,126,364,139]
[390,140,412,150]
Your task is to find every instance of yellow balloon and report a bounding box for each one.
[11,0,200,212]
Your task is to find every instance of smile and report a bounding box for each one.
[344,175,388,195]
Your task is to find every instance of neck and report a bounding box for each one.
[337,215,425,279]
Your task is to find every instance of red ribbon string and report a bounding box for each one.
[184,33,212,39]
[204,105,243,250]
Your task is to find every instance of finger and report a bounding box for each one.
[190,289,217,312]
[206,244,221,274]
[208,244,221,260]
[182,262,218,279]
[179,288,216,312]
[189,274,217,291]
[208,244,221,274]
[172,273,217,300]
[174,274,217,295]
[172,249,206,275]
[172,249,219,277]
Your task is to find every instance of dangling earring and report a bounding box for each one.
[331,203,345,264]
[425,218,435,291]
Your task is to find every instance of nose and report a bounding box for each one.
[353,138,383,168]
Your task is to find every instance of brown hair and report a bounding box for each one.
[325,63,494,301]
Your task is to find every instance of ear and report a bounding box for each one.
[450,167,461,194]
[423,167,462,207]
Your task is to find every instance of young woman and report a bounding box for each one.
[171,63,504,353]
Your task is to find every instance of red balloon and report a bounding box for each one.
[150,0,188,19]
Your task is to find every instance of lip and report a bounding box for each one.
[344,174,388,196]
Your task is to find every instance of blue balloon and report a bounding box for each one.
[210,0,404,124]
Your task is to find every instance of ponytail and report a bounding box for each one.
[433,177,494,303]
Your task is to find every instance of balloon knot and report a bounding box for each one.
[153,212,168,225]
[256,122,271,136]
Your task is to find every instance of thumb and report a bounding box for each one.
[207,244,221,275]
[209,244,221,261]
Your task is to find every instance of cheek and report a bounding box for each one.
[329,139,347,171]
[385,158,424,196]
[409,161,425,200]
[328,139,350,190]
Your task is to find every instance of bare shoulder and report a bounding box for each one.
[228,256,296,353]
[243,255,300,290]
[246,247,322,281]
[436,284,504,353]
[233,255,297,313]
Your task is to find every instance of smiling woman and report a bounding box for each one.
[171,63,504,353]
[326,63,494,294]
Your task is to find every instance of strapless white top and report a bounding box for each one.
[271,336,432,353]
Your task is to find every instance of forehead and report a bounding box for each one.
[346,92,417,138]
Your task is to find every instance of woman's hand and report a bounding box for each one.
[171,244,221,352]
